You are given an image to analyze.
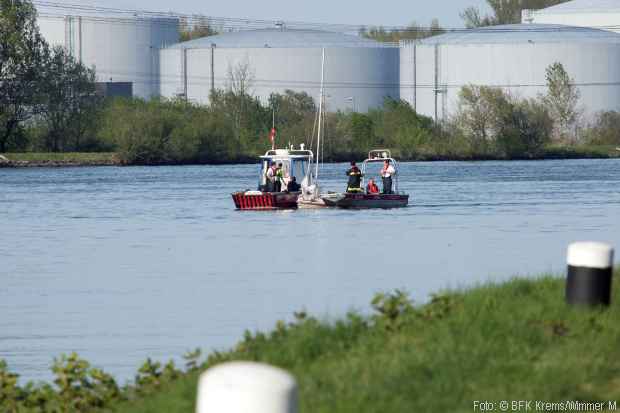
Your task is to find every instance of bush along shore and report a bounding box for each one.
[1,270,619,413]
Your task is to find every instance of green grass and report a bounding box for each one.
[111,271,620,413]
[1,152,117,163]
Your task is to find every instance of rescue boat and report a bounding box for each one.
[321,150,410,209]
[232,146,314,210]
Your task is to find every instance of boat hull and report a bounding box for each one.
[232,192,299,210]
[322,193,409,209]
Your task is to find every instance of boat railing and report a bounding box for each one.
[368,149,391,160]
[263,149,314,158]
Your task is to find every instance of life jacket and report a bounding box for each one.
[367,182,380,194]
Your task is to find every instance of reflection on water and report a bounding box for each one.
[1,159,619,382]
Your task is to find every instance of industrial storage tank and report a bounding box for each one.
[159,29,399,112]
[400,24,620,121]
[522,0,620,34]
[37,11,179,99]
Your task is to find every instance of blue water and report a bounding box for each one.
[1,159,619,383]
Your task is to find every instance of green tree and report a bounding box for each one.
[370,98,433,159]
[583,111,620,146]
[495,98,552,157]
[359,19,444,43]
[461,0,569,27]
[455,85,551,157]
[179,15,218,42]
[268,90,316,149]
[40,46,101,152]
[0,0,48,152]
[542,62,581,143]
[268,90,315,126]
[350,112,374,154]
[455,85,506,152]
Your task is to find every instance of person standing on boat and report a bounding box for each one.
[346,161,363,193]
[265,162,277,192]
[275,163,284,192]
[380,159,396,194]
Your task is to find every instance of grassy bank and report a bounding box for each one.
[0,152,117,167]
[1,144,619,168]
[109,271,620,413]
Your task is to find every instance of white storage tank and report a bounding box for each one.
[523,0,620,34]
[37,11,179,99]
[159,29,399,112]
[400,23,620,121]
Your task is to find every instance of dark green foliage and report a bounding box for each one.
[349,113,374,154]
[454,85,552,158]
[96,96,439,164]
[39,46,102,152]
[0,0,104,153]
[371,289,414,331]
[0,0,48,152]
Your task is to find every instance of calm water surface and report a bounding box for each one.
[1,159,619,382]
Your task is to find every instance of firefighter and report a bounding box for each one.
[346,161,363,193]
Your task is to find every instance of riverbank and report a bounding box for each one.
[1,145,619,168]
[2,272,618,412]
[111,272,620,413]
[0,152,118,167]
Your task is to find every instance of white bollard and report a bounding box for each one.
[196,362,298,413]
[566,242,614,307]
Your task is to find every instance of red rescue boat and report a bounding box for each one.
[232,147,314,210]
[232,191,299,210]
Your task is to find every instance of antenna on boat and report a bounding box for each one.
[315,47,325,182]
[271,105,276,151]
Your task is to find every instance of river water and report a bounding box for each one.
[1,159,619,383]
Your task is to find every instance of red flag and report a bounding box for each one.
[269,127,276,143]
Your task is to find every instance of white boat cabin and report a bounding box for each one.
[258,147,314,192]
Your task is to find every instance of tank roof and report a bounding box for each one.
[413,23,620,45]
[536,0,620,13]
[168,28,387,49]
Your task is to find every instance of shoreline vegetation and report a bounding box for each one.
[2,271,619,412]
[1,145,619,168]
[4,1,620,170]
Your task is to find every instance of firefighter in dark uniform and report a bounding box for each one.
[346,161,363,193]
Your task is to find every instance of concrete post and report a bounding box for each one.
[196,361,298,413]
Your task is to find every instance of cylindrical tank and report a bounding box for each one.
[523,1,620,34]
[159,29,399,112]
[37,11,179,99]
[400,24,620,121]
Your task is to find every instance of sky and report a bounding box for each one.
[43,0,492,28]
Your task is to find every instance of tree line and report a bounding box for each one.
[2,0,619,164]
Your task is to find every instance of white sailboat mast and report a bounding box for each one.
[315,48,325,182]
